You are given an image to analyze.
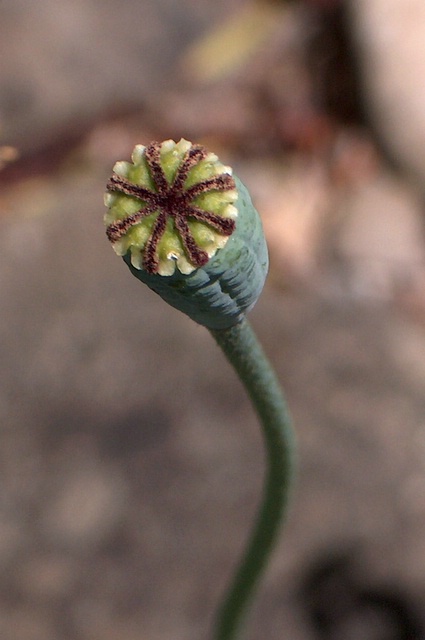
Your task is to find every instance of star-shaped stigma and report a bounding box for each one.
[105,141,237,275]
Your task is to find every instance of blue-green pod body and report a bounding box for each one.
[124,177,268,329]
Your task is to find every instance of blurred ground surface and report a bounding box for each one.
[1,1,425,639]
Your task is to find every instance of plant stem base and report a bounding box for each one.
[210,318,296,640]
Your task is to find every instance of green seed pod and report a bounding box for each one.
[104,139,268,329]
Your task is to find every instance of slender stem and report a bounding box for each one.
[209,317,296,640]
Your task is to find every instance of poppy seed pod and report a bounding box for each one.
[104,139,268,329]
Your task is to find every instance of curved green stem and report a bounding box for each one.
[210,317,296,640]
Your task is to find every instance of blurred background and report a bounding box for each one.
[1,0,425,638]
